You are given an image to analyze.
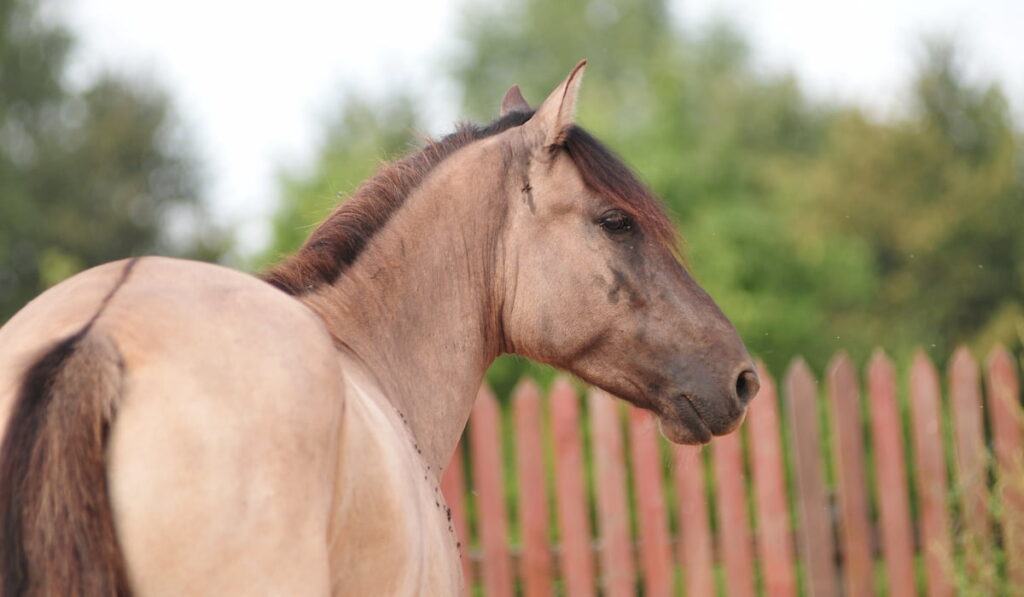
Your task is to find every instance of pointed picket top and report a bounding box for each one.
[986,343,1016,375]
[470,383,501,438]
[949,346,981,421]
[783,356,839,597]
[514,376,541,401]
[948,344,983,452]
[986,343,1023,447]
[826,350,860,410]
[512,377,553,597]
[550,375,577,404]
[985,343,1024,588]
[950,345,978,383]
[948,343,982,418]
[784,356,818,403]
[948,344,991,572]
[588,387,635,597]
[826,351,875,597]
[908,348,955,597]
[827,351,856,390]
[513,377,542,421]
[986,344,1021,425]
[985,343,1021,431]
[910,349,941,402]
[475,380,498,408]
[673,444,714,597]
[749,359,779,424]
[866,347,917,597]
[747,359,798,597]
[549,375,597,596]
[628,402,674,597]
[711,414,757,597]
[749,359,781,434]
[868,349,896,398]
[469,381,513,597]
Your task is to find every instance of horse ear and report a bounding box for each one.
[524,59,586,147]
[500,85,531,116]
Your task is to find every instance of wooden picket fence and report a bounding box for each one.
[440,347,1024,596]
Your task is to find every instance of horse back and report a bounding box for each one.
[0,257,346,595]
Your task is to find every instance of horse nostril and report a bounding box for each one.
[735,369,760,405]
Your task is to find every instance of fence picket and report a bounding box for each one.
[867,351,917,597]
[469,384,514,597]
[711,417,757,597]
[514,379,554,597]
[589,389,636,597]
[948,347,990,571]
[441,440,474,587]
[550,377,597,596]
[628,407,674,597]
[748,361,797,597]
[909,351,954,597]
[986,346,1024,588]
[785,358,840,597]
[673,445,715,597]
[826,352,875,597]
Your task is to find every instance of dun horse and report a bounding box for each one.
[0,62,758,595]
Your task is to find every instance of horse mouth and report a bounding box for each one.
[656,394,713,445]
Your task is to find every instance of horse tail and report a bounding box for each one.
[0,329,131,596]
[0,263,139,596]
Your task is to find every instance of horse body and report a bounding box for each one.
[0,257,460,594]
[1,63,759,595]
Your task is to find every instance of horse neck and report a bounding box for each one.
[302,142,510,472]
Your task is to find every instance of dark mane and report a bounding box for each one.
[261,111,533,294]
[262,111,677,295]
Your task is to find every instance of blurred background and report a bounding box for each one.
[2,0,1022,392]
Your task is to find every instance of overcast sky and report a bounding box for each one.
[61,0,1024,254]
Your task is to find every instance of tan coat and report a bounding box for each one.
[0,257,462,595]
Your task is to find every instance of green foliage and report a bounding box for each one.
[256,94,420,269]
[0,0,225,322]
[796,40,1024,363]
[262,0,1024,387]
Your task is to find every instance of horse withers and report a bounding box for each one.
[0,62,758,595]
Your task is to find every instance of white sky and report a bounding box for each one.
[61,0,1024,255]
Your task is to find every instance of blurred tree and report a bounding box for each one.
[257,94,420,267]
[800,39,1024,358]
[0,0,224,322]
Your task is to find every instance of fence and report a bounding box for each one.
[440,346,1024,596]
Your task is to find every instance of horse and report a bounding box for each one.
[0,61,758,595]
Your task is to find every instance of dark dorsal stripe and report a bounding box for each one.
[262,111,677,296]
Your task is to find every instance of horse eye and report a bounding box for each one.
[598,211,634,234]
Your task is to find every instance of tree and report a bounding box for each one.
[800,39,1024,358]
[0,0,224,322]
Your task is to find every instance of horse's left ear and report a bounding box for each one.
[500,85,531,116]
[524,60,586,148]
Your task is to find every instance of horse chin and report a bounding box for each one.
[657,413,712,445]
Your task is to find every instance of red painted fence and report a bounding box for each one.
[441,346,1024,595]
